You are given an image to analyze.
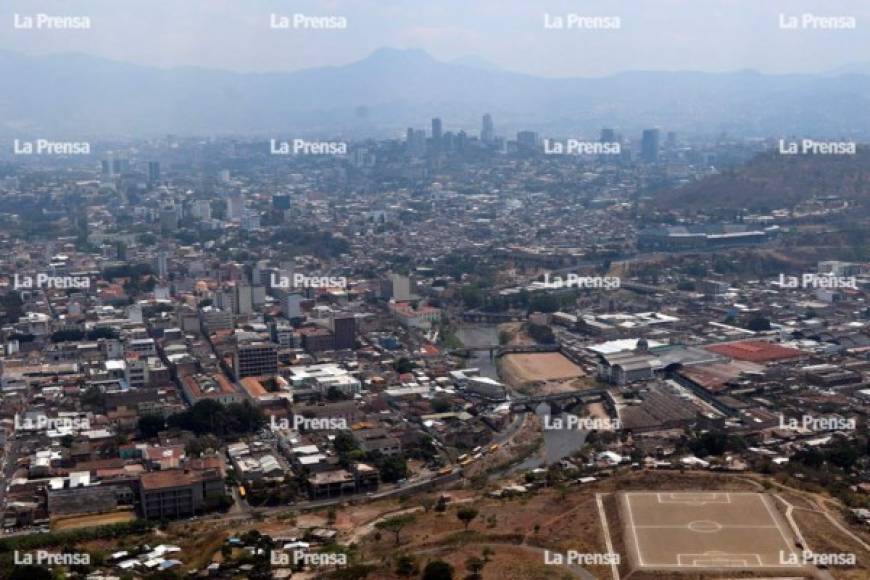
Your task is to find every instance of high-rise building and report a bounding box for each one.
[234,341,278,378]
[156,251,169,279]
[272,194,291,210]
[234,282,253,315]
[148,161,161,183]
[481,114,495,143]
[227,194,244,221]
[160,205,178,233]
[641,129,661,162]
[600,128,615,143]
[333,314,356,350]
[516,131,539,153]
[101,160,112,176]
[406,128,427,157]
[431,118,442,142]
[391,274,411,302]
[285,294,304,319]
[431,118,443,153]
[192,199,212,221]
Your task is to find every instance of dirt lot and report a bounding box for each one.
[52,509,136,530]
[500,352,585,384]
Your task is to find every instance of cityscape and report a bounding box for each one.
[0,2,868,580]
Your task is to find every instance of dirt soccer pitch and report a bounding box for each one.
[619,491,807,572]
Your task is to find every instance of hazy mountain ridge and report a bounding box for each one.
[2,48,870,139]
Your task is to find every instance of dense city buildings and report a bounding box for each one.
[1,3,869,579]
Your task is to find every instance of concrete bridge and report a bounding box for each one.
[509,387,607,412]
[450,343,561,358]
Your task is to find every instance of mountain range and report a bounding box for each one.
[2,48,870,139]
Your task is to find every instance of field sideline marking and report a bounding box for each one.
[595,493,620,580]
[625,493,644,567]
[759,493,800,562]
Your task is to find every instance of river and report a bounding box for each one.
[454,323,589,471]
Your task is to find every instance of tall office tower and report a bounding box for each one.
[218,169,231,183]
[481,114,495,143]
[666,131,677,151]
[516,131,539,153]
[391,274,411,301]
[234,341,278,378]
[148,161,161,183]
[284,293,304,319]
[234,282,253,315]
[156,250,169,279]
[407,129,426,157]
[431,117,443,151]
[227,193,244,221]
[193,199,212,220]
[600,128,616,143]
[272,194,291,210]
[101,160,112,176]
[333,314,356,350]
[431,118,443,141]
[160,204,178,233]
[112,158,130,174]
[641,128,661,162]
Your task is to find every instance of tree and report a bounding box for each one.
[81,385,106,411]
[393,357,414,374]
[138,414,165,438]
[464,556,485,580]
[395,554,418,576]
[376,455,408,483]
[422,560,454,580]
[419,495,436,513]
[375,513,416,546]
[745,314,771,331]
[9,565,53,580]
[456,507,479,531]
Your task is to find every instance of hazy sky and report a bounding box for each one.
[3,0,869,77]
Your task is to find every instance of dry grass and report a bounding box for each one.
[51,509,136,531]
